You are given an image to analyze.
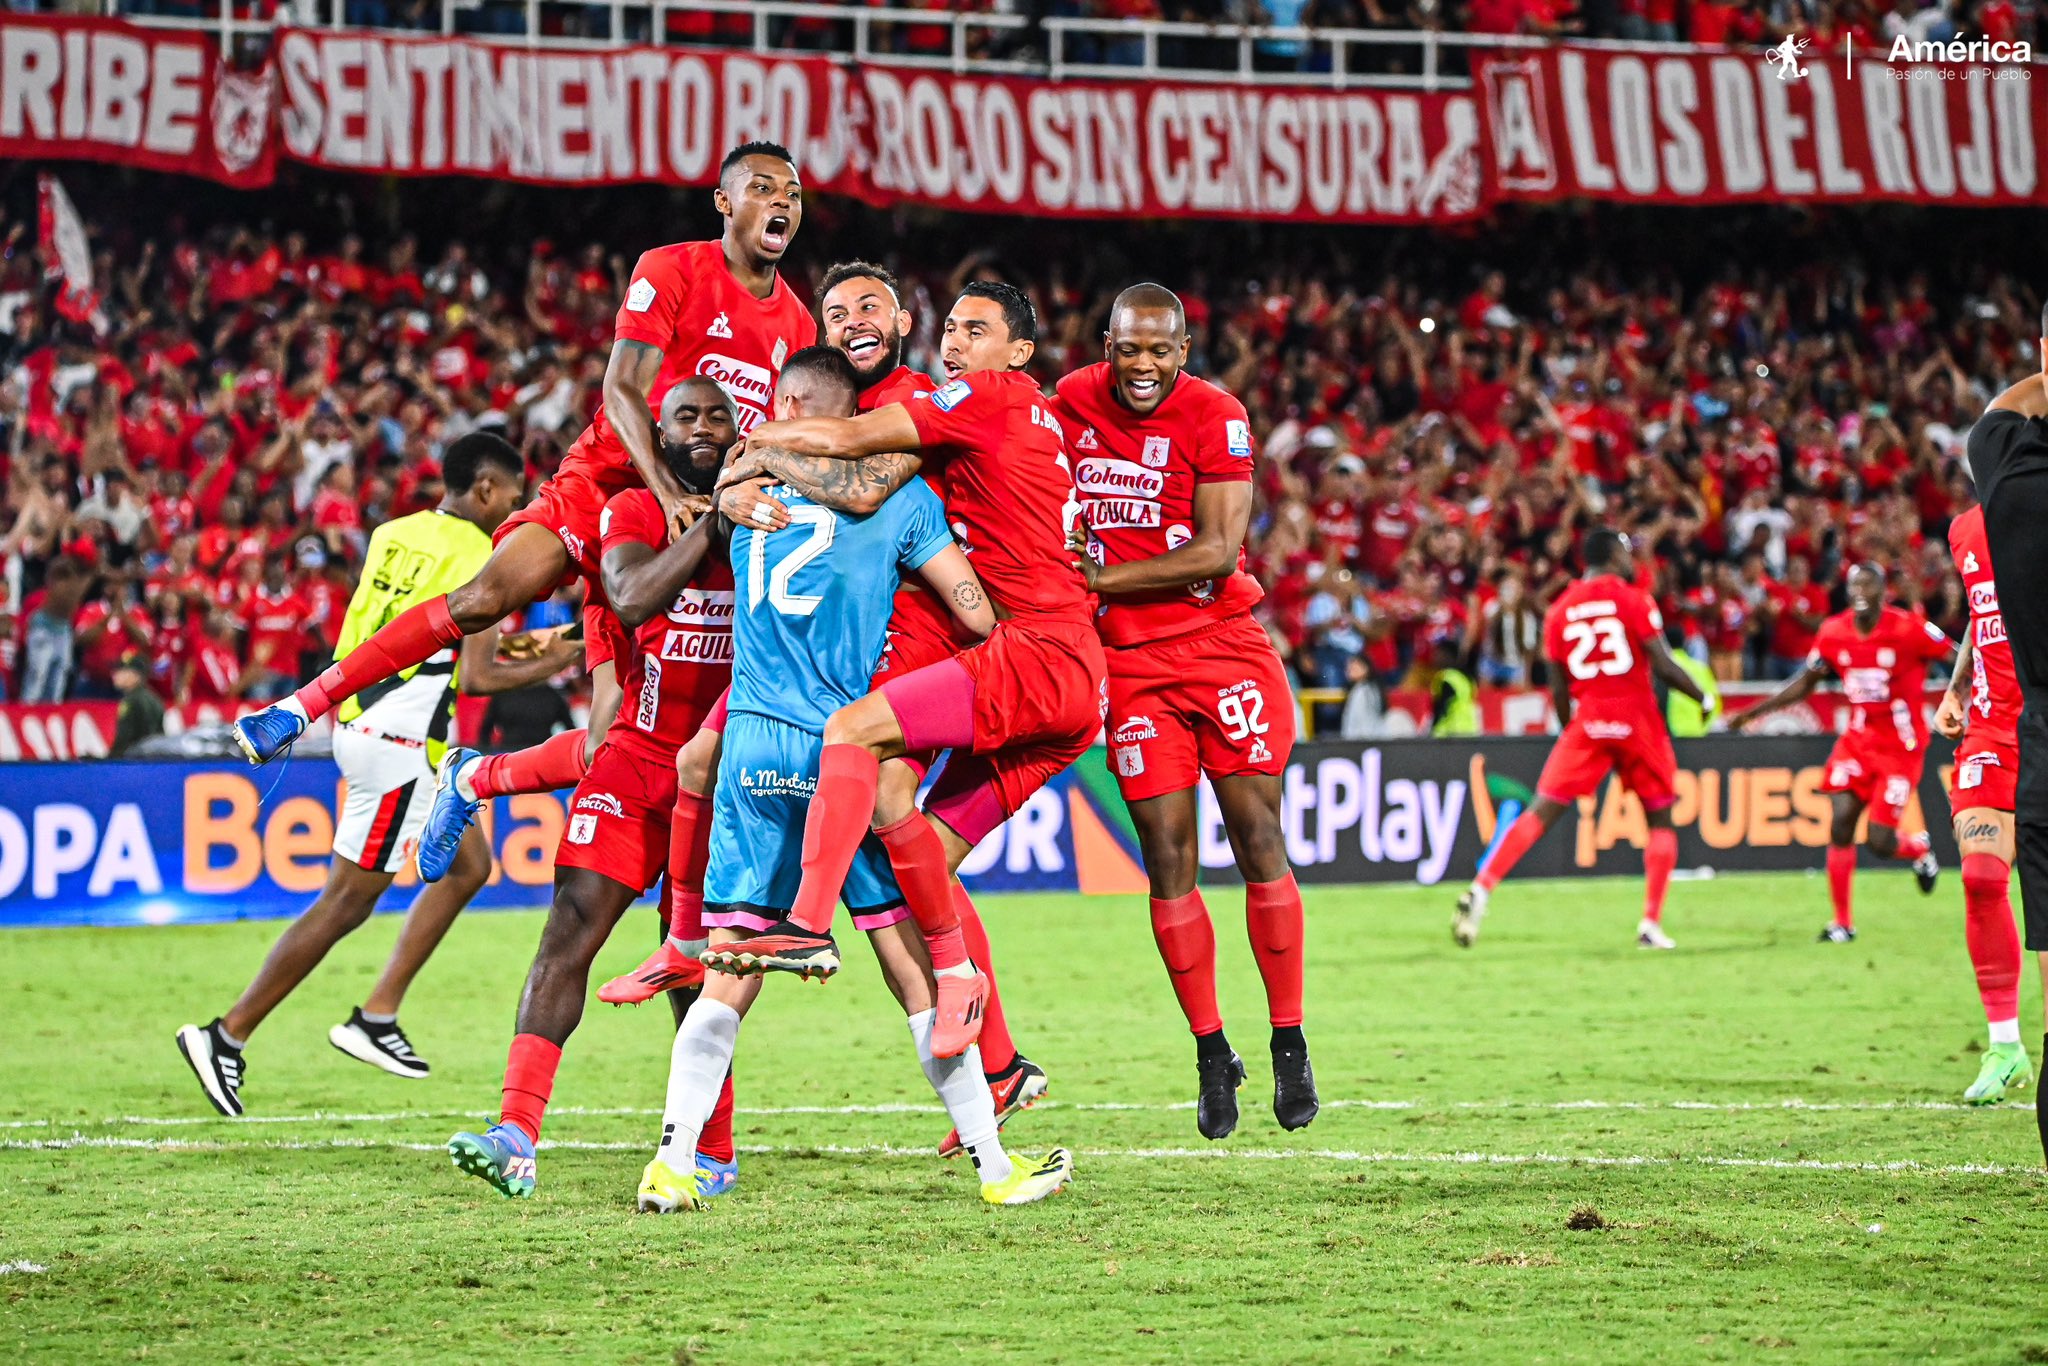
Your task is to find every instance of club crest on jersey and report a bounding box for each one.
[931,379,973,411]
[1142,435,1171,468]
[772,338,788,368]
[707,311,733,339]
[1878,647,1896,667]
[1226,419,1252,458]
[1076,427,1100,452]
[625,277,657,313]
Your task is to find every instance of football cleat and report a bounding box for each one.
[447,1123,537,1199]
[1271,1039,1319,1132]
[1912,852,1940,895]
[939,1055,1048,1158]
[981,1147,1074,1206]
[416,747,483,883]
[1635,918,1677,950]
[1453,886,1488,947]
[1196,1048,1246,1140]
[231,704,305,767]
[700,923,841,979]
[696,1153,739,1199]
[1817,923,1857,944]
[598,940,708,1005]
[175,1020,245,1117]
[930,970,989,1059]
[636,1157,704,1214]
[1965,1043,2033,1105]
[328,1008,429,1078]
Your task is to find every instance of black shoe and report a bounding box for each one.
[328,1008,429,1078]
[1912,851,1940,895]
[1196,1047,1246,1141]
[700,919,842,979]
[176,1019,245,1116]
[1272,1036,1320,1132]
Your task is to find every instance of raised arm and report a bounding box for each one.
[601,510,719,630]
[1079,481,1250,596]
[731,446,923,517]
[1730,657,1828,731]
[915,544,998,640]
[741,404,924,464]
[459,620,585,696]
[601,340,692,528]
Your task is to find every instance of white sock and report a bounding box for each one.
[278,697,310,724]
[453,755,482,802]
[213,1022,247,1051]
[659,998,741,1168]
[1990,1018,2022,1046]
[358,1008,396,1026]
[933,962,977,980]
[908,1009,1011,1185]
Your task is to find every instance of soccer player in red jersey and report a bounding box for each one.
[1454,530,1710,949]
[446,378,739,1201]
[703,283,1104,1059]
[1734,562,1953,941]
[1053,283,1315,1139]
[233,142,809,770]
[598,264,1048,1155]
[1932,506,2032,1102]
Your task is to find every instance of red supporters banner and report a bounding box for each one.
[0,16,275,187]
[1476,45,2045,205]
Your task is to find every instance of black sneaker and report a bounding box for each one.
[1196,1047,1246,1141]
[176,1019,245,1116]
[1272,1036,1320,1132]
[699,920,841,979]
[328,1008,430,1078]
[1912,851,1940,895]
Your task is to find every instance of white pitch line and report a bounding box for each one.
[0,1134,2029,1178]
[0,1260,48,1274]
[0,1095,2030,1132]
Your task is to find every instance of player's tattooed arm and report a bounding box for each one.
[1083,481,1251,596]
[1934,633,1974,739]
[743,404,924,462]
[1730,657,1829,731]
[602,339,691,524]
[732,446,922,516]
[918,544,998,639]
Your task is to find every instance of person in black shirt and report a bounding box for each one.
[1961,341,2048,1167]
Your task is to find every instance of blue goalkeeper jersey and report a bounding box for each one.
[727,480,956,736]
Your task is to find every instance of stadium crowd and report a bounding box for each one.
[0,193,2033,716]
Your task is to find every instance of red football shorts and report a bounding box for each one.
[1821,731,1927,829]
[554,737,678,893]
[581,599,630,672]
[925,615,1107,845]
[1536,708,1678,811]
[493,453,636,591]
[1103,614,1294,803]
[1947,732,2017,815]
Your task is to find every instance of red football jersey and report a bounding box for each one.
[862,365,960,645]
[1052,364,1262,647]
[1808,605,1951,752]
[568,240,813,479]
[239,586,306,672]
[902,370,1089,622]
[1542,574,1665,719]
[599,489,736,760]
[1949,506,2020,747]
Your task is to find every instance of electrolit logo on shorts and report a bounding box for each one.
[930,379,973,411]
[567,813,598,844]
[739,767,817,798]
[557,528,587,566]
[1114,716,1157,744]
[1115,745,1144,777]
[574,792,625,816]
[1582,720,1635,741]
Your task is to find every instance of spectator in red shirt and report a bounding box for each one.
[72,575,155,700]
[239,554,309,702]
[180,605,251,711]
[1761,555,1830,679]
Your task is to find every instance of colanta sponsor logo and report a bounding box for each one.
[1076,458,1165,498]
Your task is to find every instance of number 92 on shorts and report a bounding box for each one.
[1103,614,1295,803]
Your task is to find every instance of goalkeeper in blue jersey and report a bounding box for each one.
[636,346,1075,1211]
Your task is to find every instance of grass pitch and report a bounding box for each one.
[4,871,2047,1363]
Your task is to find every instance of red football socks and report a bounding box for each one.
[1476,809,1545,892]
[499,1033,562,1145]
[1643,827,1678,924]
[296,595,461,720]
[698,1074,737,1164]
[790,744,879,934]
[667,788,712,941]
[1149,890,1222,1037]
[1961,853,2022,1024]
[1245,873,1306,1029]
[1826,844,1856,930]
[955,882,1017,1073]
[877,812,968,970]
[469,728,589,799]
[1893,830,1932,862]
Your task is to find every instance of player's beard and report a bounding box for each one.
[845,330,905,391]
[663,439,726,495]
